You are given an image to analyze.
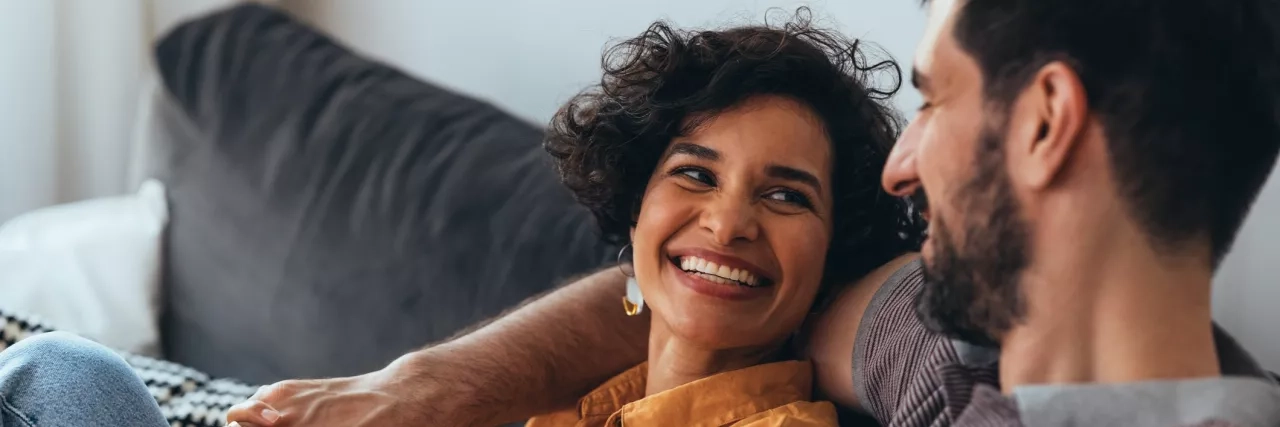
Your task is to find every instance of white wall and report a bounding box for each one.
[1216,169,1280,371]
[284,0,1279,371]
[282,0,924,124]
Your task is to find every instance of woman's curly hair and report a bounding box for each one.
[546,8,925,288]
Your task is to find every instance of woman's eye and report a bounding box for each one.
[675,167,715,186]
[766,189,813,209]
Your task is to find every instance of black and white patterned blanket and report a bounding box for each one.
[0,309,254,427]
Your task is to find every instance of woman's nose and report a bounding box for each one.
[699,195,760,246]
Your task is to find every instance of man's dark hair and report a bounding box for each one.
[545,9,925,287]
[937,0,1280,266]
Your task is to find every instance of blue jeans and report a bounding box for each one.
[0,332,167,427]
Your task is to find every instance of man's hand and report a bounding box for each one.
[224,353,468,427]
[225,377,412,426]
[226,267,647,426]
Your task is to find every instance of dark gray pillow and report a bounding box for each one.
[152,3,611,383]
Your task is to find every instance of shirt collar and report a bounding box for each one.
[577,360,815,427]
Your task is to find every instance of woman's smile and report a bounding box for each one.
[665,248,778,301]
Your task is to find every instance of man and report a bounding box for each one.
[227,0,1280,425]
[880,0,1280,423]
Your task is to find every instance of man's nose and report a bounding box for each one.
[882,123,922,197]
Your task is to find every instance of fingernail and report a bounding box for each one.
[228,423,240,427]
[262,408,281,422]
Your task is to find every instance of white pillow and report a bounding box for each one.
[0,180,168,356]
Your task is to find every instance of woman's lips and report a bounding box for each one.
[677,255,765,286]
[666,248,774,284]
[668,257,772,301]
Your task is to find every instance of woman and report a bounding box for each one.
[528,10,918,426]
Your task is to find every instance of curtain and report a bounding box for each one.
[0,0,257,222]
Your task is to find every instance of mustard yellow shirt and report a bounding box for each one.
[528,360,838,427]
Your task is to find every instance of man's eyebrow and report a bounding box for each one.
[911,68,931,91]
[666,142,720,161]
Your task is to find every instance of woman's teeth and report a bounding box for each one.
[678,256,761,287]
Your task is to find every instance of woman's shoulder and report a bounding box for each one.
[732,400,839,426]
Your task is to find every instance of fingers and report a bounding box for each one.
[250,384,274,400]
[225,399,282,426]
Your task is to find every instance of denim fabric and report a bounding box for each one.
[0,332,167,427]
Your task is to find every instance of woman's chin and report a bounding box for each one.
[650,266,787,350]
[658,302,775,350]
[671,324,763,350]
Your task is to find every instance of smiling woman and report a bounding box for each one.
[533,8,923,427]
[633,96,838,354]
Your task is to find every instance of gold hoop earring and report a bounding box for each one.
[617,244,644,316]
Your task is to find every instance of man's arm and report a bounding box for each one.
[806,253,920,412]
[810,252,972,426]
[419,267,650,423]
[227,268,649,427]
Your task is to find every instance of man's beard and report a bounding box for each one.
[914,124,1031,347]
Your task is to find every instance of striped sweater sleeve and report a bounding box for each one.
[851,260,1000,427]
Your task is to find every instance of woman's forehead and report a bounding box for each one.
[679,96,831,170]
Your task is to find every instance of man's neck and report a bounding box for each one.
[645,318,782,396]
[998,217,1220,392]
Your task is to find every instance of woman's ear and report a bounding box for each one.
[630,227,636,242]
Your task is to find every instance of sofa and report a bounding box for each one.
[137,3,614,385]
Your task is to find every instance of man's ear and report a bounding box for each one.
[1010,61,1089,190]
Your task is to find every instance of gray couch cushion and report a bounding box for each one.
[152,4,611,383]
